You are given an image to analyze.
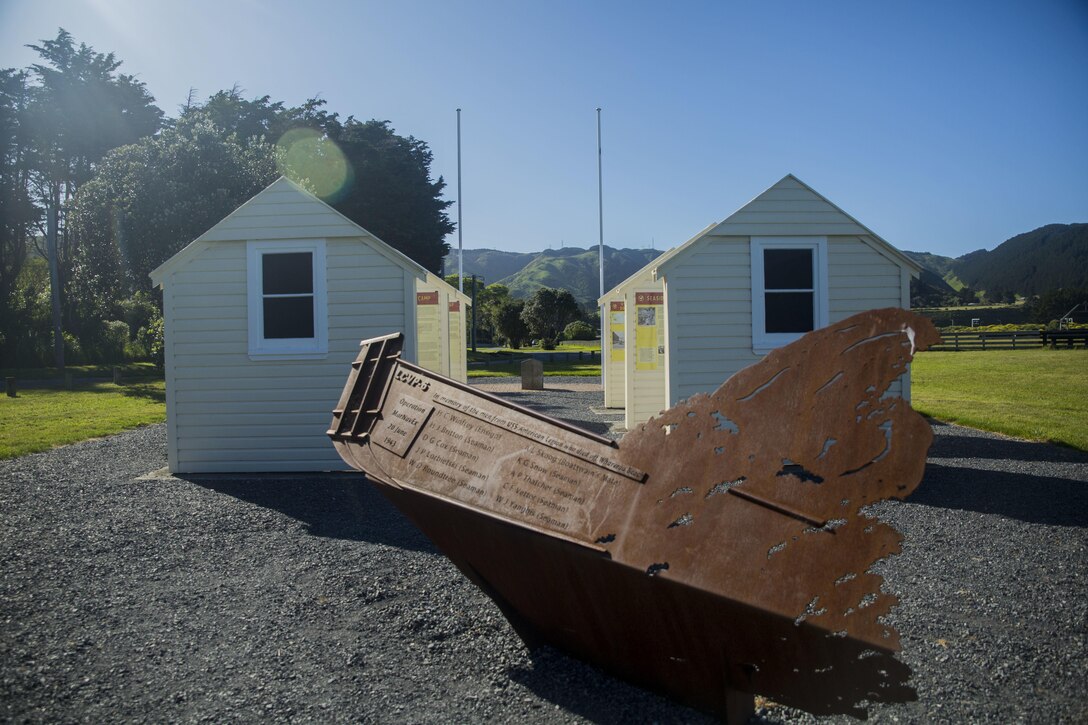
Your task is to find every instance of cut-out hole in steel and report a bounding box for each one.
[804,518,847,535]
[646,562,670,576]
[706,477,746,498]
[667,513,694,528]
[777,463,825,484]
[737,367,790,402]
[711,411,740,434]
[794,596,827,626]
[595,533,616,544]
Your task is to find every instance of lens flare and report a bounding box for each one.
[276,128,353,202]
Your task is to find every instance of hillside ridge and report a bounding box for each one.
[447,224,1086,307]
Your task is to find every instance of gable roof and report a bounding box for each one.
[654,174,921,278]
[597,223,717,304]
[150,176,429,286]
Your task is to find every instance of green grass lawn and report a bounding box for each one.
[467,362,602,378]
[911,349,1088,450]
[0,361,161,380]
[467,339,602,378]
[0,381,166,460]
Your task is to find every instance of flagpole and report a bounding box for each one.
[457,108,463,293]
[596,107,604,346]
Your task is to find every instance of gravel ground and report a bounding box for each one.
[1,376,1085,723]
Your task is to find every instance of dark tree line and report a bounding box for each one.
[1,30,454,368]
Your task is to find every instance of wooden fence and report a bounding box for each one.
[929,330,1088,351]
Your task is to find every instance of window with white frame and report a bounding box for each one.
[751,237,828,353]
[247,240,327,358]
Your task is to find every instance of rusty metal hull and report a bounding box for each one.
[328,309,939,718]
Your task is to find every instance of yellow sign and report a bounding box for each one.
[610,301,625,362]
[634,293,664,371]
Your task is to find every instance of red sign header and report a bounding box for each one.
[416,292,439,305]
[610,301,625,312]
[635,292,663,305]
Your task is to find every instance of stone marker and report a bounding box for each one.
[327,309,940,722]
[520,358,543,390]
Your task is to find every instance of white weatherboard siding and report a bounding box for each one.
[663,237,759,407]
[663,234,908,409]
[167,238,409,472]
[828,237,908,398]
[196,185,362,242]
[653,175,919,418]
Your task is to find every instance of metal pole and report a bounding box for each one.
[596,108,604,345]
[471,274,478,353]
[457,108,463,293]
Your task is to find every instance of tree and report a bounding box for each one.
[324,119,453,273]
[521,287,580,345]
[25,30,163,195]
[1026,288,1087,325]
[21,29,163,366]
[186,94,454,274]
[494,299,529,349]
[66,112,278,339]
[0,69,39,364]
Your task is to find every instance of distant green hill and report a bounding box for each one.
[954,224,1088,296]
[446,246,663,308]
[903,251,959,291]
[444,248,538,285]
[905,223,1086,302]
[451,224,1086,310]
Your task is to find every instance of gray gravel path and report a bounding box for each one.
[2,377,1085,723]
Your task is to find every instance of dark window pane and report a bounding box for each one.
[263,253,313,294]
[764,249,813,290]
[765,292,814,333]
[264,297,314,338]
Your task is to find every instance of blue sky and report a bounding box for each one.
[3,0,1086,259]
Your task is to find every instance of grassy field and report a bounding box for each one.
[0,382,166,460]
[2,346,1083,460]
[0,362,161,380]
[467,339,602,378]
[911,349,1087,450]
[467,362,601,378]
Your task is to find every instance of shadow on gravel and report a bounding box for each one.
[506,646,715,725]
[929,423,1088,464]
[915,463,1088,527]
[183,473,437,553]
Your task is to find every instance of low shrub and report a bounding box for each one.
[563,320,596,341]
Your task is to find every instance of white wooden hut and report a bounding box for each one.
[150,176,469,473]
[599,224,715,430]
[601,174,921,429]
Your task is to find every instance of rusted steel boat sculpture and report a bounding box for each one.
[328,308,939,719]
